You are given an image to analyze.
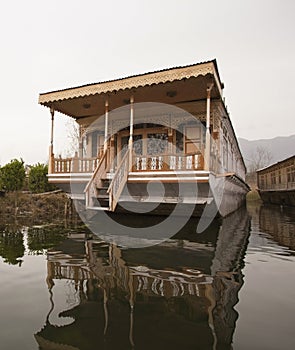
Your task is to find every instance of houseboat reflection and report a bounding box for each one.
[35,208,250,350]
[259,205,295,252]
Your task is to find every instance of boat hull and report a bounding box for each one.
[50,171,249,218]
[113,172,249,218]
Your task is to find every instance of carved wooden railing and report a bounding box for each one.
[108,148,131,211]
[52,156,99,173]
[132,153,204,172]
[85,151,109,209]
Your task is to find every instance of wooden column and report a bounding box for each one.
[168,127,173,153]
[104,99,109,152]
[128,95,134,168]
[128,95,134,148]
[205,84,213,171]
[48,107,55,174]
[72,151,79,173]
[110,135,115,173]
[78,124,84,159]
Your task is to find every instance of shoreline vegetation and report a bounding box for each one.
[0,159,83,224]
[0,191,80,223]
[246,189,262,202]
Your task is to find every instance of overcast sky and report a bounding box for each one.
[0,0,294,165]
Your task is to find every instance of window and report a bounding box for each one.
[91,131,98,158]
[287,166,295,183]
[147,133,168,155]
[121,135,143,155]
[260,175,265,189]
[271,172,276,185]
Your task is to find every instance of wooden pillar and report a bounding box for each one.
[110,135,115,173]
[72,151,79,172]
[205,84,213,171]
[128,95,134,168]
[128,95,134,148]
[168,127,173,153]
[104,99,109,152]
[78,125,83,159]
[48,107,55,174]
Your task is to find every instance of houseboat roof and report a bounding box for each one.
[257,154,295,173]
[39,59,224,119]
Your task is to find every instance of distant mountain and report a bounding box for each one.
[238,134,295,169]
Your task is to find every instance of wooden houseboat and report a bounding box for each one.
[257,155,295,206]
[39,59,249,217]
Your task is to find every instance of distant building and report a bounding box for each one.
[25,164,32,177]
[257,155,295,206]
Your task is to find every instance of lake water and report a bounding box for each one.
[0,202,294,350]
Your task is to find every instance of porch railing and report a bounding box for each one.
[108,147,132,211]
[85,151,109,209]
[52,156,100,173]
[131,153,204,172]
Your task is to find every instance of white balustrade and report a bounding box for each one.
[133,154,203,172]
[53,157,99,173]
[170,156,176,170]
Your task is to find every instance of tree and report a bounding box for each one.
[64,118,80,157]
[246,146,273,188]
[248,146,273,173]
[0,159,26,191]
[28,163,56,193]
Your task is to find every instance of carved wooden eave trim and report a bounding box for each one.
[39,60,222,105]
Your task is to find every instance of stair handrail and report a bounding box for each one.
[84,150,108,208]
[108,148,132,211]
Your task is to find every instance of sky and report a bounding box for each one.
[0,0,294,165]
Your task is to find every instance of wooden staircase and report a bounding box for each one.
[96,178,111,209]
[85,148,131,212]
[85,150,111,211]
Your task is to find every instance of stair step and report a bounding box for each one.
[97,187,108,194]
[86,205,110,211]
[101,179,111,185]
[97,194,109,199]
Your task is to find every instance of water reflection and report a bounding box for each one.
[0,222,88,263]
[0,224,25,266]
[233,203,295,350]
[259,205,295,252]
[34,208,250,350]
[1,204,294,349]
[27,225,80,255]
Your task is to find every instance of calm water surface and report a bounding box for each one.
[0,203,294,350]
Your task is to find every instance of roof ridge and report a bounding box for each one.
[40,59,217,96]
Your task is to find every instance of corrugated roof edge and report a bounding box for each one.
[39,59,220,96]
[257,154,295,173]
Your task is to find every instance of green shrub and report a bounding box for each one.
[28,163,55,193]
[0,159,26,191]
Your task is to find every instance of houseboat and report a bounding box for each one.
[257,155,295,206]
[39,59,249,217]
